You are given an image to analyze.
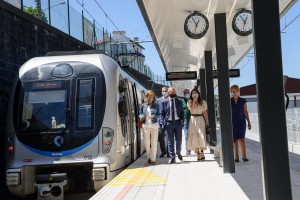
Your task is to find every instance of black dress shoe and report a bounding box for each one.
[160,153,166,158]
[177,154,183,161]
[168,159,176,164]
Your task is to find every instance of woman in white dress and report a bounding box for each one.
[187,89,209,161]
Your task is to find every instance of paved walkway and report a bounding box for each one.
[91,132,300,200]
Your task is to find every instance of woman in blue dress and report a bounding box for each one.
[230,85,251,163]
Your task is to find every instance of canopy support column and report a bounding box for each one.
[214,13,235,173]
[251,0,292,199]
[205,51,217,144]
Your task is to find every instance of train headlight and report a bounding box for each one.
[7,173,20,186]
[93,168,106,181]
[102,128,114,153]
[51,63,73,77]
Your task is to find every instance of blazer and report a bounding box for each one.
[156,97,168,125]
[139,103,160,124]
[160,97,184,127]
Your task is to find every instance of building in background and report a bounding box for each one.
[95,31,169,89]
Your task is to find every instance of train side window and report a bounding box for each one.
[141,90,145,104]
[119,75,127,92]
[76,78,95,130]
[118,75,128,117]
[118,97,128,117]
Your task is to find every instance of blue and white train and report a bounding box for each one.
[5,51,146,198]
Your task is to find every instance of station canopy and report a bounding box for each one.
[137,0,296,91]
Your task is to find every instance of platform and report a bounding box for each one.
[90,133,300,200]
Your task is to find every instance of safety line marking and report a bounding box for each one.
[111,164,168,200]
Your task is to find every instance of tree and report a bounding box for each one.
[24,6,48,23]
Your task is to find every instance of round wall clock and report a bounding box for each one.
[184,12,209,39]
[232,9,253,36]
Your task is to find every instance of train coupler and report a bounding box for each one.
[35,173,67,200]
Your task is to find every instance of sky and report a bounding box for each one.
[71,0,164,77]
[47,0,300,88]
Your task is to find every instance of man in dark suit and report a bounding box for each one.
[157,86,169,158]
[160,87,184,163]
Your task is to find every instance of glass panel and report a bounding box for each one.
[22,0,49,23]
[22,90,67,132]
[49,1,68,32]
[69,6,83,41]
[83,16,94,46]
[77,79,95,130]
[3,0,21,8]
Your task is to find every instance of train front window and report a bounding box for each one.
[76,78,95,130]
[21,81,69,133]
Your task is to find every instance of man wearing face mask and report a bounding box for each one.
[182,89,191,155]
[160,87,184,163]
[157,86,169,158]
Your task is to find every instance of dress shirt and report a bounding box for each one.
[168,97,179,121]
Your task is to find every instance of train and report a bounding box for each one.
[5,50,146,198]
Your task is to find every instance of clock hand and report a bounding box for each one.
[192,17,197,25]
[239,15,245,22]
[243,15,248,31]
[194,19,200,33]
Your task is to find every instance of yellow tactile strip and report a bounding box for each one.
[107,167,168,186]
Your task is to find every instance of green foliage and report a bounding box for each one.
[24,6,48,23]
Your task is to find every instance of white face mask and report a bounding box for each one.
[231,92,238,98]
[162,91,168,98]
[184,94,190,99]
[192,94,199,98]
[148,98,153,103]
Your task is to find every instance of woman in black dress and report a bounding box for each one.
[230,85,251,163]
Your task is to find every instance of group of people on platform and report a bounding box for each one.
[138,84,251,165]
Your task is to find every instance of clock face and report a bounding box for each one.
[184,12,209,39]
[232,9,253,36]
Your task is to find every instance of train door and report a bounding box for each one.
[132,83,141,157]
[124,79,135,162]
[118,77,133,164]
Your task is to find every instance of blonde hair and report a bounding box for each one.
[144,90,156,104]
[230,85,240,91]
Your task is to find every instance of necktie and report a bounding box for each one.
[171,99,175,122]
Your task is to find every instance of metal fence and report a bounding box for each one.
[2,0,170,86]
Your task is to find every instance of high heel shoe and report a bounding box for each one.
[200,150,205,160]
[242,158,249,163]
[234,159,240,163]
[197,151,201,161]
